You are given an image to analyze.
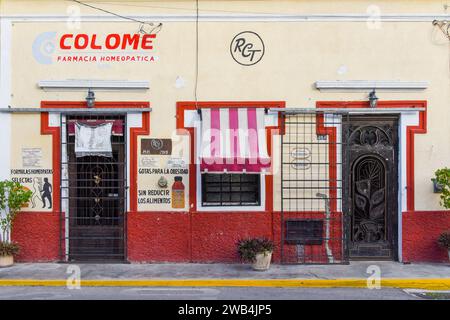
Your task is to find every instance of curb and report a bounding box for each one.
[0,278,449,290]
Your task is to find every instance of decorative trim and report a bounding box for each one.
[316,100,427,212]
[2,13,450,22]
[176,101,285,213]
[38,80,150,91]
[129,112,150,212]
[0,108,152,113]
[40,112,61,213]
[315,80,429,92]
[406,104,427,211]
[316,100,427,262]
[271,107,425,114]
[40,101,151,213]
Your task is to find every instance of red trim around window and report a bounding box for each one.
[176,101,285,213]
[40,101,151,213]
[316,100,427,212]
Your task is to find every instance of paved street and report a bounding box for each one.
[0,262,448,300]
[0,286,420,300]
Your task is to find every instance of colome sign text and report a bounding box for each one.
[59,33,156,50]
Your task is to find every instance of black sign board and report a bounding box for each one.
[141,139,172,155]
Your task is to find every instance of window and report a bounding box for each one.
[201,173,261,207]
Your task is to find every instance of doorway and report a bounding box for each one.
[343,115,399,260]
[65,115,126,261]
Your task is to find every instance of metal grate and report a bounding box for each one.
[60,114,127,262]
[285,220,324,245]
[201,173,261,207]
[280,111,349,264]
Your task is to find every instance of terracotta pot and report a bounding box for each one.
[252,251,272,271]
[0,255,14,267]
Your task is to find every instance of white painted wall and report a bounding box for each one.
[0,19,12,180]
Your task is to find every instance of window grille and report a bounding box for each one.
[201,173,261,207]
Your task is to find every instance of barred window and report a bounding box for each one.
[201,173,261,207]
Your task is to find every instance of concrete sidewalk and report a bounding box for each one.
[0,262,449,289]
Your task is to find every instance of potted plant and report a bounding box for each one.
[0,180,32,267]
[434,168,450,208]
[438,231,450,262]
[0,242,20,267]
[237,238,274,271]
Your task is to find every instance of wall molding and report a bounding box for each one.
[315,80,429,92]
[1,13,450,22]
[38,80,150,91]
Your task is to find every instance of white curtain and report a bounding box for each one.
[75,122,113,158]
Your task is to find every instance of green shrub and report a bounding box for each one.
[0,241,20,256]
[0,180,32,250]
[237,238,274,262]
[434,168,450,209]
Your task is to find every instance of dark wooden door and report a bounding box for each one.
[343,115,398,260]
[67,115,126,261]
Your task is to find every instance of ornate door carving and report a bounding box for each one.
[343,116,398,260]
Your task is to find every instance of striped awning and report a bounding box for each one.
[199,108,270,173]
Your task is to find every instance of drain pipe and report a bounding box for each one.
[317,193,334,263]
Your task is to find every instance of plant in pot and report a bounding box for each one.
[0,180,32,267]
[437,231,450,262]
[433,168,450,262]
[237,238,274,271]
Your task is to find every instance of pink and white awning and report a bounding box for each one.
[199,108,270,173]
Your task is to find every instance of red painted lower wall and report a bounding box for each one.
[127,211,343,263]
[191,212,272,262]
[127,212,191,262]
[11,212,59,262]
[273,212,344,264]
[11,210,450,263]
[402,211,450,263]
[127,212,273,263]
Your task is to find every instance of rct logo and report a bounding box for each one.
[32,31,57,65]
[230,31,265,66]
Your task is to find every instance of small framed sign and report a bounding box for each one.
[290,148,311,159]
[291,160,311,170]
[141,139,172,155]
[22,148,43,168]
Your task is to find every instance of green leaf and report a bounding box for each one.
[434,168,450,209]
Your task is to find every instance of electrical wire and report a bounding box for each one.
[83,0,282,16]
[69,0,162,34]
[432,20,450,40]
[68,0,199,107]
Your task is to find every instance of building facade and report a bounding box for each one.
[0,0,449,263]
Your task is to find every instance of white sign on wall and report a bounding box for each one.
[22,148,43,168]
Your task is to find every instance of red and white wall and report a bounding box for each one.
[1,0,449,264]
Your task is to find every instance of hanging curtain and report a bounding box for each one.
[75,122,113,158]
[68,119,124,136]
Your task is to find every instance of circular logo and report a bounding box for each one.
[151,139,164,150]
[32,31,57,65]
[230,31,265,66]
